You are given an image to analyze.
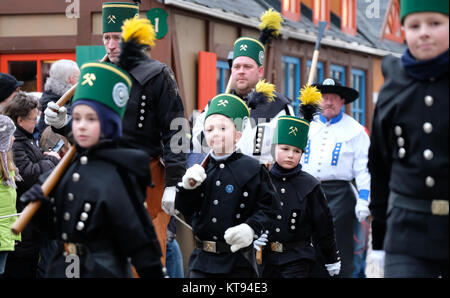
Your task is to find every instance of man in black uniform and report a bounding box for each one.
[44,1,187,264]
[368,0,448,278]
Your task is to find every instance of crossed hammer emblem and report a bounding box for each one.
[217,99,229,107]
[240,44,248,51]
[108,15,116,23]
[82,73,96,86]
[289,126,298,136]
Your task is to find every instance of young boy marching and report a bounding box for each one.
[368,0,448,277]
[255,86,340,278]
[175,93,280,278]
[20,62,164,278]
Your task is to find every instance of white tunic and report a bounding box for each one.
[300,112,371,201]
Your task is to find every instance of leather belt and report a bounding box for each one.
[195,238,231,254]
[269,240,310,253]
[389,191,449,216]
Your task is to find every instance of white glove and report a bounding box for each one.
[224,223,255,253]
[325,261,341,276]
[366,250,385,278]
[253,232,268,251]
[181,164,206,189]
[355,198,371,222]
[44,101,68,129]
[161,186,177,215]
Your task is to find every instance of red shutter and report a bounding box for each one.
[312,0,330,27]
[197,51,217,111]
[341,0,356,35]
[282,0,301,22]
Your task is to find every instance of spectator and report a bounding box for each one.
[0,73,23,113]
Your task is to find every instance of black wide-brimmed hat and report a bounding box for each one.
[314,78,359,104]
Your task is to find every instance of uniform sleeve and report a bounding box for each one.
[245,166,281,234]
[352,129,371,201]
[308,185,340,264]
[174,184,204,218]
[368,104,393,250]
[105,176,163,276]
[155,67,188,187]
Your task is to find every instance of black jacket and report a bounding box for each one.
[265,164,339,266]
[34,141,163,277]
[369,55,448,259]
[120,57,187,187]
[175,152,280,274]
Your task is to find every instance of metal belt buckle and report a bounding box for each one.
[270,242,283,253]
[203,241,217,253]
[431,200,449,216]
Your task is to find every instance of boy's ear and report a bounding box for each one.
[235,130,243,142]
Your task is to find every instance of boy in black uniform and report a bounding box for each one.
[255,87,340,278]
[175,93,280,278]
[20,62,163,278]
[368,0,448,278]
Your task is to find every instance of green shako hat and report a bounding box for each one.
[102,2,139,33]
[205,94,250,131]
[272,116,311,151]
[73,62,132,118]
[233,37,266,66]
[401,0,448,24]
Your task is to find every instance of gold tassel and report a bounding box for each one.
[259,8,284,37]
[256,80,276,103]
[121,16,156,48]
[299,85,322,106]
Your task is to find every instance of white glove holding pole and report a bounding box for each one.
[161,186,178,215]
[355,198,371,222]
[44,101,69,129]
[224,223,255,253]
[325,261,341,276]
[253,232,268,251]
[181,164,206,190]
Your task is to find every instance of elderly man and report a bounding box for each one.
[300,78,371,278]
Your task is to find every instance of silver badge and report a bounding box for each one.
[112,82,129,108]
[259,51,264,65]
[323,78,335,85]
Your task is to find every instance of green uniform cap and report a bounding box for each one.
[205,94,250,131]
[73,62,132,118]
[272,115,310,151]
[401,0,449,24]
[102,2,139,33]
[233,37,265,66]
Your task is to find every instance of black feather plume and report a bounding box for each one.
[118,38,147,72]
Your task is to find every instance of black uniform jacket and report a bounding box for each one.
[35,141,163,277]
[369,55,448,259]
[120,57,187,187]
[175,152,281,274]
[266,164,339,265]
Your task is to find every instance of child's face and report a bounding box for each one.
[72,104,101,148]
[275,144,302,170]
[204,114,242,156]
[404,12,449,61]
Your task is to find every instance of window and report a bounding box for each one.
[381,0,404,43]
[351,68,366,125]
[0,53,76,92]
[216,60,230,94]
[341,0,357,35]
[282,56,301,116]
[306,60,324,85]
[282,0,301,22]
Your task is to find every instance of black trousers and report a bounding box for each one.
[262,259,315,278]
[189,266,257,278]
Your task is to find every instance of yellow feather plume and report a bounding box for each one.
[256,80,276,103]
[121,16,156,48]
[299,85,322,106]
[259,8,284,37]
